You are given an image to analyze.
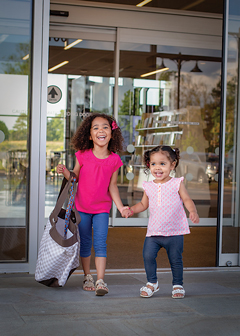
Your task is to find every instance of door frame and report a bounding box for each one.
[217,0,240,267]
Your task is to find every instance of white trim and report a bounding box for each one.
[218,0,229,266]
[73,266,240,275]
[28,0,50,274]
[218,253,239,267]
[50,24,116,41]
[112,217,217,227]
[51,0,222,20]
[114,27,120,121]
[111,28,120,226]
[119,27,222,50]
[0,263,30,273]
[49,3,222,37]
[38,0,50,257]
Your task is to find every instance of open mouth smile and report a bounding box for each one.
[154,171,163,177]
[97,135,106,141]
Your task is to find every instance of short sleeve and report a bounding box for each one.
[75,151,83,166]
[142,181,149,197]
[113,154,123,172]
[177,176,184,190]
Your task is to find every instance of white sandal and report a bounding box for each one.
[140,281,159,298]
[172,285,185,299]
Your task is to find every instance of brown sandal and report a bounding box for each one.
[95,279,108,296]
[83,274,95,291]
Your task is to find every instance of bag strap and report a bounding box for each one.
[64,175,77,238]
[57,177,68,200]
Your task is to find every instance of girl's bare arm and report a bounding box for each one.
[109,169,125,212]
[179,182,199,223]
[129,191,149,215]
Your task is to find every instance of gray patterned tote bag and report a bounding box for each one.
[35,172,81,287]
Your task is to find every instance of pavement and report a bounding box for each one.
[1,268,240,336]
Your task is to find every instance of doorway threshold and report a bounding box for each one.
[74,266,239,276]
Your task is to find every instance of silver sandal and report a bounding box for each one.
[95,279,108,296]
[83,274,95,291]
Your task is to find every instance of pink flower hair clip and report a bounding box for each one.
[112,121,118,130]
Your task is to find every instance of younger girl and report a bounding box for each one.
[123,145,199,299]
[57,113,127,296]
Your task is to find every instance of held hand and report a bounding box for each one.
[121,208,134,218]
[56,164,66,175]
[119,206,134,218]
[189,211,199,224]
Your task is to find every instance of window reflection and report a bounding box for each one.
[0,0,32,261]
[118,42,222,221]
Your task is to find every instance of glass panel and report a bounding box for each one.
[221,0,240,254]
[118,42,222,225]
[45,38,115,222]
[0,0,32,261]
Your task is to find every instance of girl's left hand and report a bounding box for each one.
[56,164,66,174]
[189,211,199,224]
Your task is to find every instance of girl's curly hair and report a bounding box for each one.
[144,145,180,172]
[71,113,124,153]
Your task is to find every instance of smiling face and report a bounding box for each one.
[89,117,112,148]
[149,151,176,183]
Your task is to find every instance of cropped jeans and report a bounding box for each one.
[78,212,109,258]
[143,235,184,286]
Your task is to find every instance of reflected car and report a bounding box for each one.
[177,152,219,183]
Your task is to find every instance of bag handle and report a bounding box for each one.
[49,172,80,226]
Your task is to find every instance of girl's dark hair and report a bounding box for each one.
[71,113,124,153]
[144,145,180,170]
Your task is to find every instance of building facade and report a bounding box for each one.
[0,0,239,273]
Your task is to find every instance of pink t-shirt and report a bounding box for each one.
[143,177,190,237]
[75,149,123,214]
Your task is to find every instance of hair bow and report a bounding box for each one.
[112,121,118,130]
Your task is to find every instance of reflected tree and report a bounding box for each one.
[3,43,30,75]
[10,113,28,140]
[47,110,64,142]
[0,121,9,140]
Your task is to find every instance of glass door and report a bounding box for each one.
[45,33,116,224]
[113,32,223,267]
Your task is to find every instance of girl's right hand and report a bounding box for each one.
[56,164,66,175]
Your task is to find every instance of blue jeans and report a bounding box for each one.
[143,235,184,286]
[78,212,109,258]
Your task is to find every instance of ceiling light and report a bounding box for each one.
[141,59,169,77]
[190,61,202,72]
[141,67,169,78]
[64,39,82,50]
[49,61,69,72]
[136,0,152,7]
[181,0,205,10]
[22,54,29,60]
